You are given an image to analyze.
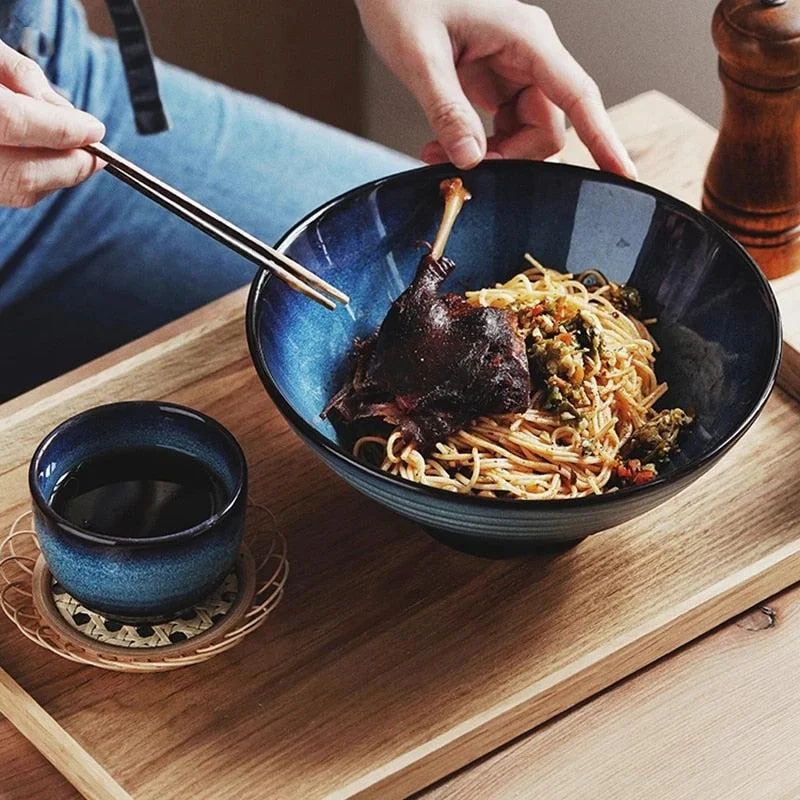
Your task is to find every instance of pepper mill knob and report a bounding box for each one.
[702,0,800,278]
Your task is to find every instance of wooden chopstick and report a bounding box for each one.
[84,142,349,310]
[0,665,133,800]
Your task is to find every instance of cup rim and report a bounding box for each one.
[29,401,247,547]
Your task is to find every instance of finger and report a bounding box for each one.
[402,29,486,168]
[516,85,565,141]
[0,38,67,106]
[489,126,562,160]
[26,148,104,191]
[516,6,636,178]
[456,60,517,114]
[420,140,449,164]
[42,87,74,108]
[421,139,504,166]
[0,146,103,207]
[0,85,105,148]
[489,86,566,159]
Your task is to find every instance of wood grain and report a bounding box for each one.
[424,589,800,800]
[0,717,80,800]
[6,378,800,800]
[0,668,131,800]
[1,93,799,800]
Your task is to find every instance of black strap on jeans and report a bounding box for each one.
[104,0,169,135]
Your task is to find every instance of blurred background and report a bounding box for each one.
[82,0,721,159]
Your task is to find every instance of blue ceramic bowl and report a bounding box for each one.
[29,402,247,620]
[247,161,781,556]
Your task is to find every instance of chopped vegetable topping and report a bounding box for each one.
[620,408,693,463]
[525,306,606,421]
[614,458,658,486]
[606,282,643,317]
[577,269,643,318]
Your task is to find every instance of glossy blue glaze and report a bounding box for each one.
[30,402,247,619]
[247,161,781,556]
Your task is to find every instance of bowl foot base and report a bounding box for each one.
[422,527,585,559]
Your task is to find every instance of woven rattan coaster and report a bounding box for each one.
[0,505,288,672]
[31,549,255,660]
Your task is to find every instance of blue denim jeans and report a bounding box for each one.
[0,0,416,400]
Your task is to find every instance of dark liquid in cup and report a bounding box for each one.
[50,447,226,538]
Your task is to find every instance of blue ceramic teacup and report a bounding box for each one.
[29,401,247,622]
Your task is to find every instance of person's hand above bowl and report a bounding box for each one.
[357,0,637,177]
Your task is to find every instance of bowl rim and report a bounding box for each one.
[29,400,247,546]
[246,159,782,510]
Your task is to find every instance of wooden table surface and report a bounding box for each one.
[1,91,799,799]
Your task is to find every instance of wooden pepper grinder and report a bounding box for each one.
[703,0,800,279]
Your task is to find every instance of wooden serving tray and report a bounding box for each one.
[1,93,798,799]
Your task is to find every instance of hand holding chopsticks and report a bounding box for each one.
[83,142,348,310]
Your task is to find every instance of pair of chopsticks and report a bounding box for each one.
[83,142,348,310]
